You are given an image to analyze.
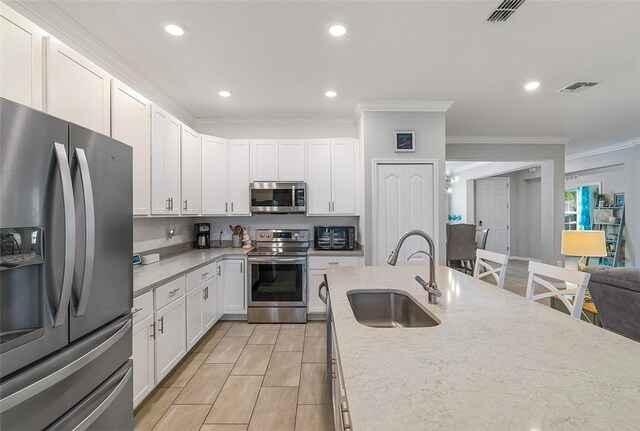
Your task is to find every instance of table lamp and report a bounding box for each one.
[561,230,607,271]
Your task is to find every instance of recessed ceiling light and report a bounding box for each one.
[218,90,231,98]
[164,24,185,36]
[328,24,347,37]
[524,81,540,91]
[325,90,337,98]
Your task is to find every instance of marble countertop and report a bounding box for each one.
[133,247,251,297]
[307,247,364,257]
[326,265,640,430]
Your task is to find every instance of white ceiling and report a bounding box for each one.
[33,1,640,152]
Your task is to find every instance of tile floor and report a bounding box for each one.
[134,321,333,431]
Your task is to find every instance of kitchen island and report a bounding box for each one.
[326,265,640,430]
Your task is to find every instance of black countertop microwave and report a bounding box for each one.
[314,226,356,250]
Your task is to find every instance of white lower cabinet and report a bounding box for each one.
[203,279,217,330]
[308,270,327,315]
[186,285,205,350]
[132,313,155,408]
[154,295,186,383]
[331,319,351,430]
[223,259,247,314]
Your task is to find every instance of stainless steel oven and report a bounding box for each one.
[247,229,309,323]
[250,182,306,214]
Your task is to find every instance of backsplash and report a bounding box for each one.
[133,215,359,253]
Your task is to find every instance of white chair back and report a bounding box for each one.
[525,261,591,319]
[473,249,509,289]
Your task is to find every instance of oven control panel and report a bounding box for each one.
[255,229,309,242]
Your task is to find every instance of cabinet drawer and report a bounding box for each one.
[309,256,360,270]
[132,291,153,324]
[186,261,217,292]
[155,276,186,310]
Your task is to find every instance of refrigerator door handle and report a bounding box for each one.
[73,147,95,317]
[53,142,76,328]
[71,367,132,431]
[0,319,131,413]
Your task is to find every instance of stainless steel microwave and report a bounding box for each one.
[250,182,306,214]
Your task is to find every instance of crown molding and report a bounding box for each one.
[448,162,489,174]
[565,137,640,161]
[7,0,196,126]
[446,136,570,145]
[354,101,454,119]
[194,117,355,128]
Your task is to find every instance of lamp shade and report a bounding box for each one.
[561,230,606,257]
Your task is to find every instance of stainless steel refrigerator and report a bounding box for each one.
[0,97,134,430]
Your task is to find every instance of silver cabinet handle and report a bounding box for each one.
[166,198,171,211]
[150,321,155,339]
[225,202,228,212]
[0,319,130,413]
[341,403,351,430]
[328,262,339,265]
[158,316,164,334]
[132,307,143,315]
[217,266,221,276]
[72,147,95,318]
[183,199,188,211]
[53,142,76,328]
[318,280,327,304]
[201,271,210,278]
[240,262,243,274]
[332,201,335,212]
[231,202,234,212]
[329,201,331,212]
[169,288,180,295]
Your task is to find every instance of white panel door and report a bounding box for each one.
[46,37,111,134]
[279,140,306,181]
[132,314,155,408]
[0,3,44,109]
[111,80,151,215]
[151,107,180,215]
[201,135,229,215]
[476,178,510,254]
[186,285,204,350]
[250,140,279,181]
[154,296,186,383]
[307,139,332,215]
[307,269,327,314]
[331,139,356,215]
[229,140,251,215]
[402,164,435,263]
[202,278,217,329]
[180,125,201,215]
[224,259,246,314]
[375,165,404,265]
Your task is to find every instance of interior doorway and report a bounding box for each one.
[476,178,510,254]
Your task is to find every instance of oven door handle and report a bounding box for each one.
[248,257,307,264]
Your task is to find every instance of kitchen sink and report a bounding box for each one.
[347,289,440,328]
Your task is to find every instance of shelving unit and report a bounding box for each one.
[589,205,625,267]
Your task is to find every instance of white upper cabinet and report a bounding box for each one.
[307,139,357,216]
[279,140,306,181]
[228,140,251,215]
[151,107,181,215]
[250,140,279,181]
[0,3,44,110]
[180,125,201,215]
[251,140,306,182]
[111,80,151,215]
[46,37,111,135]
[201,135,229,215]
[307,139,333,215]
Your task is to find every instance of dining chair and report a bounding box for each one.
[473,249,509,289]
[476,228,490,250]
[525,261,591,319]
[446,223,477,274]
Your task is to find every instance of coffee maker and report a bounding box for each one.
[194,223,211,249]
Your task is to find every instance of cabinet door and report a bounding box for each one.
[151,107,180,215]
[279,140,306,181]
[228,140,251,215]
[111,80,151,215]
[186,285,204,350]
[181,125,201,215]
[201,135,229,215]
[154,296,186,383]
[132,314,155,408]
[203,278,218,330]
[250,140,279,181]
[331,139,356,215]
[0,3,44,110]
[46,37,111,135]
[224,259,246,314]
[216,262,225,319]
[307,269,327,315]
[306,139,332,215]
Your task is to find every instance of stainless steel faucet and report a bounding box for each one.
[387,230,442,304]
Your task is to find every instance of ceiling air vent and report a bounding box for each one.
[565,174,579,182]
[487,0,527,22]
[556,82,599,94]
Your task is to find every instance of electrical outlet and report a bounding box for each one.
[167,227,176,239]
